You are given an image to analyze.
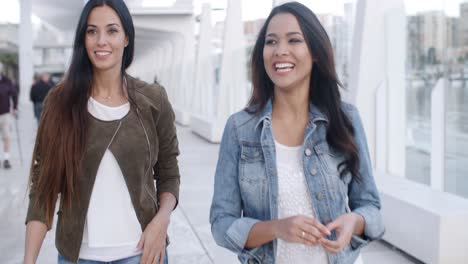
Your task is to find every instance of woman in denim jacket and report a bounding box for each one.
[210,2,384,264]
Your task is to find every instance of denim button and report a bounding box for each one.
[248,259,258,264]
[310,167,317,175]
[316,192,325,201]
[305,148,312,156]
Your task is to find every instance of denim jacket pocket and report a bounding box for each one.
[314,142,349,199]
[240,144,264,163]
[239,144,268,215]
[240,145,265,184]
[313,141,340,174]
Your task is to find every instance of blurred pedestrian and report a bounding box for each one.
[0,62,18,169]
[30,72,53,122]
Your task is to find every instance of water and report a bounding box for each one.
[405,77,468,199]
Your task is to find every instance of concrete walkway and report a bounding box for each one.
[0,103,420,264]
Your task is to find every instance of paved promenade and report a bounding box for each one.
[0,103,420,264]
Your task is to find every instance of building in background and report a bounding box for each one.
[460,2,468,48]
[0,22,71,83]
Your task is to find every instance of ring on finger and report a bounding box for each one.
[301,231,305,239]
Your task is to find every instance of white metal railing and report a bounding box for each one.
[375,80,388,172]
[430,78,446,191]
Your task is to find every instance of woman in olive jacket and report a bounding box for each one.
[23,1,180,264]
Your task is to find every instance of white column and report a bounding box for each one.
[181,15,196,119]
[170,33,193,125]
[160,40,173,93]
[348,0,379,166]
[431,78,446,191]
[385,3,406,177]
[140,48,159,83]
[153,46,164,83]
[19,0,34,104]
[375,80,387,172]
[347,0,406,173]
[190,0,247,142]
[193,3,214,116]
[170,34,185,108]
[174,0,193,9]
[163,38,177,103]
[217,0,247,122]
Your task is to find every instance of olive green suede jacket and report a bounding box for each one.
[25,75,180,262]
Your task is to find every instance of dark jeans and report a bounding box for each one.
[33,102,43,122]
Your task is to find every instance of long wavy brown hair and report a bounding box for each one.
[28,0,135,227]
[248,2,361,182]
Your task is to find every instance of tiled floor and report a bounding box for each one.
[0,104,421,263]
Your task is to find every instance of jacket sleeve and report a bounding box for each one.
[153,86,180,208]
[25,139,53,230]
[345,104,385,250]
[209,116,261,260]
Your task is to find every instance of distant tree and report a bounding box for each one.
[0,53,18,68]
[458,56,464,64]
[0,53,19,80]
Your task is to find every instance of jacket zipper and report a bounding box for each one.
[137,108,159,212]
[145,184,159,211]
[72,120,124,263]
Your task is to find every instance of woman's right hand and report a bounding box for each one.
[274,215,331,246]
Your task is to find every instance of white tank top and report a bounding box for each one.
[79,97,142,261]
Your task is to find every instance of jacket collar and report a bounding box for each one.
[125,73,147,90]
[254,99,329,130]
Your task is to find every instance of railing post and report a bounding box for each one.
[431,78,446,191]
[19,0,34,104]
[375,80,387,173]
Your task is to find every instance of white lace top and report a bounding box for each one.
[274,141,329,264]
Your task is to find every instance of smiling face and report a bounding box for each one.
[85,5,128,74]
[263,13,313,93]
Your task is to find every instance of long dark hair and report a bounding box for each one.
[29,0,135,227]
[248,2,361,181]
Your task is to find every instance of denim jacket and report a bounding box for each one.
[209,100,385,264]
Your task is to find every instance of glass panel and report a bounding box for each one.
[282,0,357,87]
[445,1,468,198]
[404,1,447,186]
[405,0,468,198]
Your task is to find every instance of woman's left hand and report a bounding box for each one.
[320,213,364,254]
[136,213,169,264]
